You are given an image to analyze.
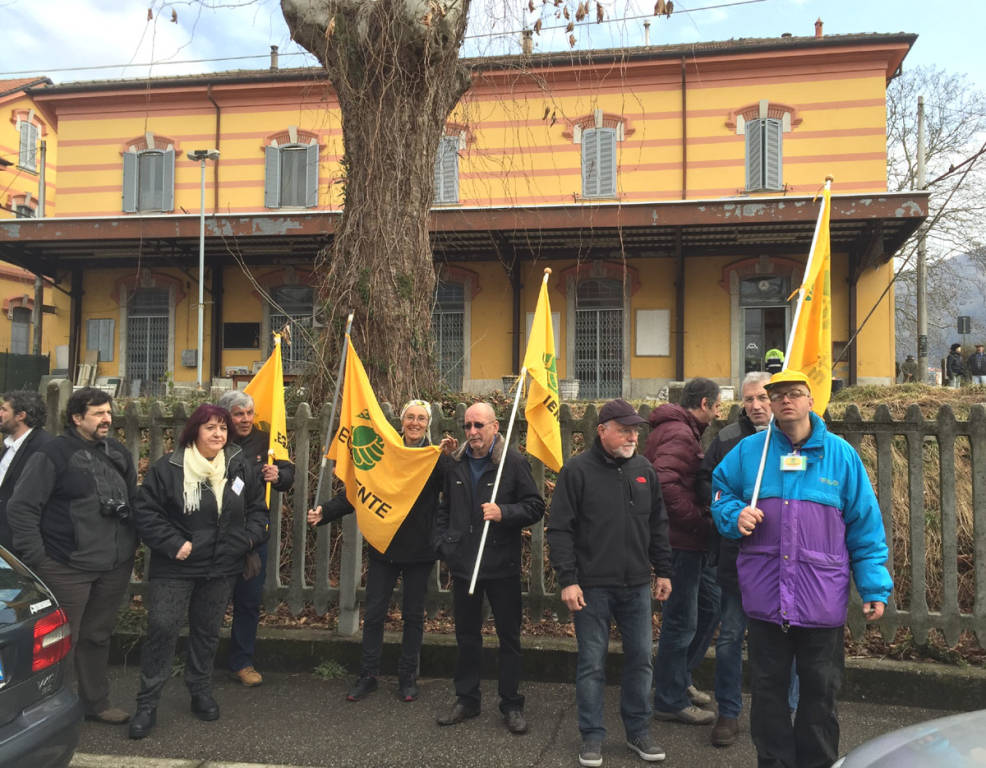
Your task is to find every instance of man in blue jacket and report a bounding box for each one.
[710,370,891,768]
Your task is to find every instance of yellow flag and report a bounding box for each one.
[786,185,832,416]
[328,338,441,553]
[244,333,290,462]
[522,272,563,472]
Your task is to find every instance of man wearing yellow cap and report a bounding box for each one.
[710,370,891,768]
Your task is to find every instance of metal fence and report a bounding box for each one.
[0,351,49,390]
[42,380,986,645]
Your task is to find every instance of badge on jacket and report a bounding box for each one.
[780,453,807,471]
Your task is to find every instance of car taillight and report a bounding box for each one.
[33,608,72,672]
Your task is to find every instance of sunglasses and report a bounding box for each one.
[462,421,491,431]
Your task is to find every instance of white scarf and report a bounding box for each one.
[182,443,227,516]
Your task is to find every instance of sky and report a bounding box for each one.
[0,0,982,90]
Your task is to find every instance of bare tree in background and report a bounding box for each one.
[887,66,986,352]
[281,0,471,404]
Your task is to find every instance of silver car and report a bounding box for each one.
[0,546,82,767]
[833,710,986,767]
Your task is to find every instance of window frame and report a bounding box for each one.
[264,142,319,209]
[122,147,176,213]
[433,135,460,205]
[18,120,39,172]
[581,126,617,199]
[745,117,783,192]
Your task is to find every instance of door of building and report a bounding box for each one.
[575,278,623,399]
[126,288,169,395]
[741,276,790,373]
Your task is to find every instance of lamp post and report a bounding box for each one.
[187,149,220,389]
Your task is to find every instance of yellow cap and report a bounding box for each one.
[764,369,811,390]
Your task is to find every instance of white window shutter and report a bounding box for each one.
[746,119,763,191]
[582,128,598,197]
[122,151,138,212]
[161,148,175,211]
[264,146,281,208]
[442,137,458,203]
[19,122,38,170]
[305,143,319,208]
[598,128,616,196]
[765,118,783,190]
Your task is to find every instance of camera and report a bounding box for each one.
[100,498,131,522]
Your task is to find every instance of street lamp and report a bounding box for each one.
[187,149,220,389]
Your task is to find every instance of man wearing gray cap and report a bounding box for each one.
[548,398,673,766]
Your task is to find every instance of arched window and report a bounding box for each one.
[264,129,319,209]
[122,134,177,213]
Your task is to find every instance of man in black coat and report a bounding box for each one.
[433,402,545,735]
[696,371,772,747]
[548,398,672,767]
[217,389,295,687]
[0,390,52,550]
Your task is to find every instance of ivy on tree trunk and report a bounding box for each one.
[282,0,471,405]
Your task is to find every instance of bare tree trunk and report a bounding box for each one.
[282,0,471,405]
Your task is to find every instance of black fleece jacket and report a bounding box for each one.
[433,435,545,581]
[232,425,295,497]
[134,443,269,580]
[547,437,672,590]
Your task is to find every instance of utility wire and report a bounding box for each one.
[0,0,767,78]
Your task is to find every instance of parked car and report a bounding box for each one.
[833,709,986,767]
[0,546,82,767]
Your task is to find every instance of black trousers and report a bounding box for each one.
[451,574,524,713]
[136,576,237,709]
[747,618,844,768]
[359,559,431,679]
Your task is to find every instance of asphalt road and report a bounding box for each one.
[71,665,962,768]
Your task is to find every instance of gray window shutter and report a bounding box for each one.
[597,128,616,197]
[746,119,763,191]
[161,148,175,211]
[264,146,281,208]
[434,137,458,204]
[305,143,319,208]
[764,118,782,190]
[122,151,138,212]
[19,123,38,170]
[582,128,598,197]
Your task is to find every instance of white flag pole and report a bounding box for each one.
[314,312,354,507]
[467,364,526,596]
[748,177,831,511]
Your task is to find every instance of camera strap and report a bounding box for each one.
[85,440,131,499]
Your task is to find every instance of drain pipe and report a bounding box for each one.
[681,56,687,200]
[207,85,221,211]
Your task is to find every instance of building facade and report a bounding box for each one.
[0,30,927,396]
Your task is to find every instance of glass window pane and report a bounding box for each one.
[137,152,163,211]
[280,147,307,207]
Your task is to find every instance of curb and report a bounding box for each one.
[72,755,305,768]
[110,627,986,712]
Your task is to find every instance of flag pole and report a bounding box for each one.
[748,176,831,511]
[468,363,526,596]
[264,332,281,508]
[314,312,354,508]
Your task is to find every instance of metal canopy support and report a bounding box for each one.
[848,249,859,387]
[211,261,223,380]
[68,268,83,380]
[674,228,685,381]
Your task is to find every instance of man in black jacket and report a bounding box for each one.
[548,398,672,767]
[8,387,137,726]
[433,402,545,735]
[0,390,52,550]
[217,389,295,687]
[696,371,771,747]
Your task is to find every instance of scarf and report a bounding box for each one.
[182,442,227,516]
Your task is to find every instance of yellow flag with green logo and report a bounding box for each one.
[328,338,441,553]
[786,185,832,416]
[244,333,290,463]
[522,272,563,472]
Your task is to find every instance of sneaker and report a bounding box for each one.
[231,666,263,687]
[84,706,131,725]
[710,715,740,747]
[398,676,419,702]
[653,705,715,725]
[346,674,378,701]
[578,740,603,767]
[686,685,712,707]
[626,733,666,762]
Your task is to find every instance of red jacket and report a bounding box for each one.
[643,403,711,551]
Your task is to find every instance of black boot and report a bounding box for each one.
[128,707,156,740]
[190,693,220,721]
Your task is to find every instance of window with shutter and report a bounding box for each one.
[123,149,176,212]
[266,144,318,208]
[581,127,617,198]
[18,122,38,171]
[433,136,459,204]
[87,318,115,362]
[10,307,31,355]
[745,118,782,191]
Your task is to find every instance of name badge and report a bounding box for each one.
[231,477,245,495]
[780,453,807,472]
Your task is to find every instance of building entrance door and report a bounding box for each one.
[741,276,790,373]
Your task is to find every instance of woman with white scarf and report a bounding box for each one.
[129,404,268,740]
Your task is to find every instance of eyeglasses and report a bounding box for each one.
[462,421,491,431]
[768,390,809,403]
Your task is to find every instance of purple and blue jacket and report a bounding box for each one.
[710,412,892,628]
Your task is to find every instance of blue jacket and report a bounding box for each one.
[710,412,892,628]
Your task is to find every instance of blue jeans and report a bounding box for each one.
[714,587,747,718]
[228,540,268,672]
[653,549,721,712]
[573,584,653,741]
